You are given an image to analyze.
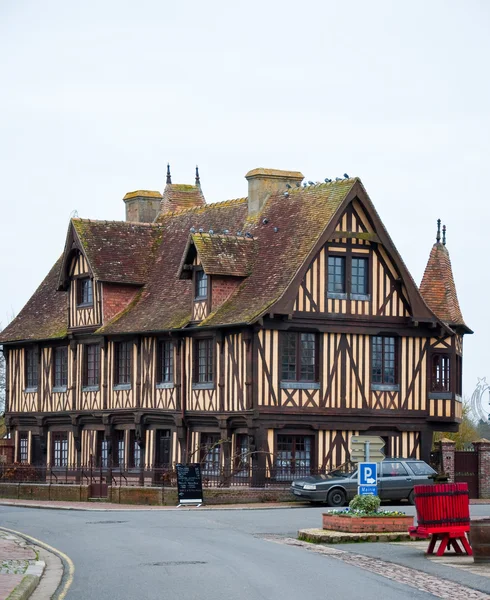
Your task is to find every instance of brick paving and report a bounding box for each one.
[0,573,23,600]
[0,532,44,599]
[264,536,490,599]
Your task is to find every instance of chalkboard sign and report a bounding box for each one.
[175,463,204,506]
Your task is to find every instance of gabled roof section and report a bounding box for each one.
[159,183,206,214]
[420,240,470,333]
[0,256,67,343]
[58,219,164,289]
[179,233,257,278]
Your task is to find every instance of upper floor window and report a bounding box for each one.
[432,354,450,392]
[157,340,173,384]
[114,341,132,386]
[54,347,68,388]
[281,332,317,382]
[327,256,345,294]
[25,348,38,390]
[351,257,368,295]
[195,270,208,299]
[372,336,397,386]
[78,278,93,306]
[52,432,68,467]
[195,338,214,384]
[83,344,100,388]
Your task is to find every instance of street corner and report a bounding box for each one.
[0,527,74,600]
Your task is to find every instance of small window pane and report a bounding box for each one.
[432,354,451,392]
[115,342,131,385]
[197,339,213,383]
[25,349,38,389]
[300,333,315,381]
[281,333,297,381]
[195,271,208,299]
[54,347,68,388]
[84,345,100,387]
[79,278,93,305]
[158,341,173,384]
[351,257,368,295]
[19,434,28,463]
[371,336,397,385]
[328,256,346,293]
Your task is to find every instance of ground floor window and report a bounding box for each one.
[200,434,221,475]
[129,430,142,468]
[276,435,313,479]
[114,430,125,467]
[234,434,250,475]
[96,431,109,468]
[19,433,28,463]
[52,432,68,467]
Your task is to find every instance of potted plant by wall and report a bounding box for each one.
[322,494,414,533]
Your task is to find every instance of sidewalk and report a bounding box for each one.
[0,498,309,511]
[0,528,63,600]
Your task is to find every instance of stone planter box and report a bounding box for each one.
[323,513,414,533]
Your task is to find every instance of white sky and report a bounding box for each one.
[1,1,488,406]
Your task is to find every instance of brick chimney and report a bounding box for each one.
[245,168,304,216]
[123,190,163,223]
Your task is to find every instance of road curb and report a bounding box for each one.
[0,500,310,511]
[6,574,39,600]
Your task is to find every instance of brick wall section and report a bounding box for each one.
[211,276,242,311]
[473,439,490,499]
[439,439,456,482]
[322,514,413,533]
[102,283,139,323]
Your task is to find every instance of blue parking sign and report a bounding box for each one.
[359,462,377,485]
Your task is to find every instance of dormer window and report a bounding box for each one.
[195,270,208,300]
[78,278,93,306]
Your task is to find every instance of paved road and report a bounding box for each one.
[1,504,489,600]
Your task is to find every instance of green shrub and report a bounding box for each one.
[349,494,381,513]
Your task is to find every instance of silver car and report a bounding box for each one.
[290,458,437,507]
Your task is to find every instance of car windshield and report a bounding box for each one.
[406,461,437,476]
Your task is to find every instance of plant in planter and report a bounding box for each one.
[322,495,414,533]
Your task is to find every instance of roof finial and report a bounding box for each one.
[195,165,200,187]
[436,218,441,244]
[166,163,172,185]
[442,224,446,246]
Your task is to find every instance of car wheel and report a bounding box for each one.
[327,488,346,507]
[408,490,415,505]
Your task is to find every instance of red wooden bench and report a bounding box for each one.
[409,482,472,556]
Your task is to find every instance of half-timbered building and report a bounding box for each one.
[0,166,471,479]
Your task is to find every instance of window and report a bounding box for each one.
[371,336,397,386]
[54,347,68,388]
[96,431,109,468]
[432,354,450,392]
[351,257,368,295]
[25,348,38,389]
[83,344,100,388]
[157,341,173,384]
[114,431,125,467]
[195,270,208,299]
[276,435,313,479]
[195,339,214,384]
[456,355,462,396]
[129,430,142,468]
[200,434,221,475]
[381,461,408,477]
[234,434,250,474]
[281,332,317,382]
[52,432,68,467]
[114,341,132,386]
[78,278,93,306]
[19,433,28,463]
[327,256,345,293]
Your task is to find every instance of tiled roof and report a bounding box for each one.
[2,176,455,343]
[0,257,67,343]
[186,233,257,277]
[160,183,205,214]
[419,242,469,330]
[71,219,163,286]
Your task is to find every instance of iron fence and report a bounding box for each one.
[0,461,356,488]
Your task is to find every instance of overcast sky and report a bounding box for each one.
[1,1,489,410]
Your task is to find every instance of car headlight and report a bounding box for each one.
[303,484,317,491]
